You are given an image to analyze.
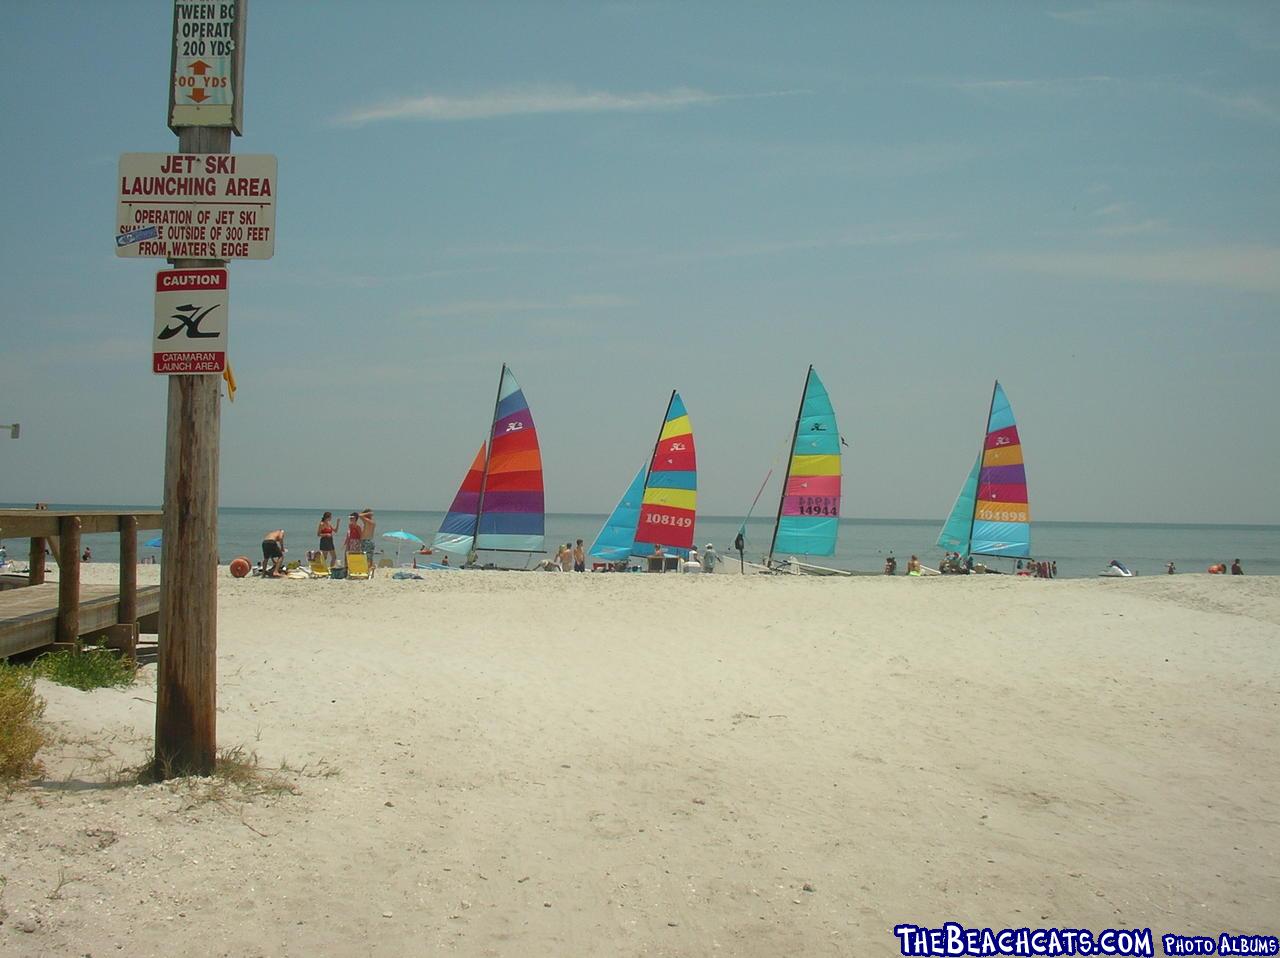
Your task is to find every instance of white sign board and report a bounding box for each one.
[116,152,277,260]
[154,268,229,374]
[168,1,247,133]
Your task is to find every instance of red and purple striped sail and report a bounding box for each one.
[476,365,545,552]
[433,365,545,557]
[433,443,487,554]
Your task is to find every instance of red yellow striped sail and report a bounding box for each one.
[634,391,697,552]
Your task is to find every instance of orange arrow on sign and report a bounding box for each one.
[188,88,209,103]
[189,60,211,76]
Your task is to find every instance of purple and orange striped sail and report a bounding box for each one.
[433,365,545,557]
[970,381,1029,557]
[476,365,545,553]
[433,443,487,553]
[634,391,697,552]
[938,381,1030,559]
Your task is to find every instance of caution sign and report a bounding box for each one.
[117,152,276,260]
[168,1,247,133]
[153,268,229,374]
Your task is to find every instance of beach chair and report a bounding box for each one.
[345,552,371,580]
[309,556,331,578]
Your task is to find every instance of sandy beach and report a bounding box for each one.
[2,565,1277,955]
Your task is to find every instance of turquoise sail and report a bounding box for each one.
[936,452,980,553]
[970,382,1030,558]
[588,463,647,561]
[936,381,1031,559]
[771,367,841,559]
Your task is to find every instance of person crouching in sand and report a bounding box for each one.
[261,529,286,577]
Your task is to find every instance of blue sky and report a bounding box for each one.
[2,1,1278,524]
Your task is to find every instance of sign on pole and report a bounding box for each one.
[168,0,247,134]
[116,152,277,260]
[154,268,229,374]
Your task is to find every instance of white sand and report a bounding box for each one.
[2,566,1277,955]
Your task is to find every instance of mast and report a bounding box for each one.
[966,379,999,558]
[643,389,676,496]
[473,362,506,550]
[768,365,812,567]
[636,390,675,544]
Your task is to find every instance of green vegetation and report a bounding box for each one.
[0,662,46,782]
[34,647,136,692]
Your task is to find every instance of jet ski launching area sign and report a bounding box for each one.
[153,268,229,374]
[116,152,276,260]
[168,1,246,133]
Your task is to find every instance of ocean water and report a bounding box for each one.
[5,505,1276,579]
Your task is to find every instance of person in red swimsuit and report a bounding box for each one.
[316,511,337,568]
[343,513,362,562]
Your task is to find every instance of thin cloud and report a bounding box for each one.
[334,86,803,126]
[1093,219,1170,237]
[986,245,1280,293]
[953,73,1280,126]
[409,294,629,320]
[954,75,1117,94]
[1190,89,1280,125]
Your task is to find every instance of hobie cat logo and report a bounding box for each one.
[669,441,686,451]
[505,421,524,432]
[158,303,221,340]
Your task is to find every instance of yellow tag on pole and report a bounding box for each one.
[222,363,237,402]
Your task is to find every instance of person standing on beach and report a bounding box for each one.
[573,539,586,572]
[343,513,362,561]
[1231,558,1244,575]
[358,509,376,566]
[261,529,286,577]
[317,512,337,568]
[703,542,717,573]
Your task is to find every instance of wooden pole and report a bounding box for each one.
[153,125,228,780]
[56,516,82,647]
[28,538,46,585]
[119,515,138,627]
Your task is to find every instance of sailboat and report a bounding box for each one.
[764,365,849,575]
[589,391,696,568]
[937,380,1030,570]
[433,364,545,564]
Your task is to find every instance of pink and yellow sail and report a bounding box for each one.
[633,391,697,553]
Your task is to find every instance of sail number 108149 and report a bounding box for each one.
[644,514,693,528]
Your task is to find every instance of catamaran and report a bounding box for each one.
[432,364,545,566]
[936,380,1031,571]
[764,366,848,575]
[589,391,697,569]
[728,366,849,575]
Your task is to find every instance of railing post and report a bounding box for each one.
[29,537,46,585]
[119,515,139,626]
[56,516,82,647]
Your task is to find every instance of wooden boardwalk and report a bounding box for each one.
[0,508,163,658]
[0,583,161,658]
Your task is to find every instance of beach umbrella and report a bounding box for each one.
[381,530,424,562]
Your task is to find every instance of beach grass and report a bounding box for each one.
[0,661,47,782]
[34,646,136,692]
